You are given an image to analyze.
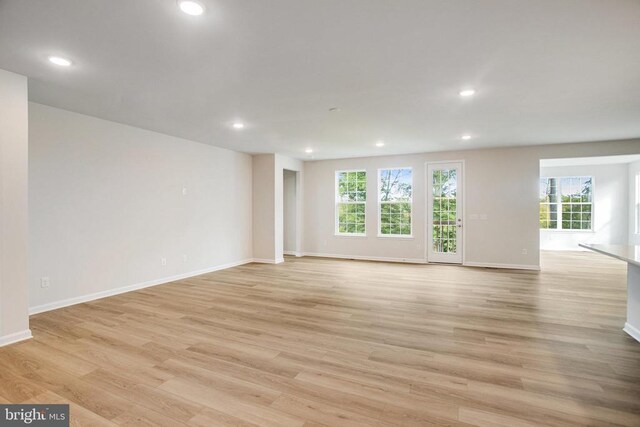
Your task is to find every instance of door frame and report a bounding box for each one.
[424,160,466,264]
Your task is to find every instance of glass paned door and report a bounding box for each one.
[427,162,463,263]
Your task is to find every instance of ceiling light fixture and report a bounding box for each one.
[232,122,245,129]
[178,0,205,16]
[305,148,313,154]
[459,89,476,97]
[461,134,472,140]
[376,141,385,147]
[48,56,72,67]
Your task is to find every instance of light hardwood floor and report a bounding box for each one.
[1,252,639,426]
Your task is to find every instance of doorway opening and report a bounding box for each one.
[539,155,640,256]
[283,169,300,257]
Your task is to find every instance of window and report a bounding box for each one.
[379,168,412,236]
[539,178,558,229]
[540,176,593,230]
[335,170,366,235]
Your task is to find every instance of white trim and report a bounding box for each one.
[377,167,414,238]
[635,171,640,235]
[303,253,539,270]
[425,160,465,264]
[623,322,640,343]
[333,233,368,239]
[539,175,594,231]
[283,251,303,257]
[463,261,541,271]
[29,258,254,315]
[302,252,425,264]
[252,258,285,264]
[377,234,414,239]
[540,229,595,234]
[251,258,276,264]
[335,169,367,236]
[0,329,32,347]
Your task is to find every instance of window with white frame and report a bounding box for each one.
[540,176,593,230]
[335,170,366,235]
[379,168,412,236]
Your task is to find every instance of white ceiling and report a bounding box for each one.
[1,0,639,160]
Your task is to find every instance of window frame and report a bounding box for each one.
[377,167,414,239]
[540,175,594,232]
[335,169,367,237]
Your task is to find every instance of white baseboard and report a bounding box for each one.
[252,258,285,264]
[302,252,425,264]
[300,255,540,270]
[463,261,540,271]
[0,329,32,347]
[624,322,640,343]
[283,251,303,257]
[26,256,541,317]
[29,258,254,315]
[298,253,540,270]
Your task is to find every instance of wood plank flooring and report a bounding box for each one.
[1,251,639,426]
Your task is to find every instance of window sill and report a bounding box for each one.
[377,234,414,240]
[334,233,367,238]
[540,229,595,233]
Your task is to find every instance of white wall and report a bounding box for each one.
[0,69,30,345]
[283,170,297,253]
[29,103,253,312]
[629,160,640,245]
[252,154,276,262]
[302,140,640,269]
[540,164,628,250]
[252,154,303,263]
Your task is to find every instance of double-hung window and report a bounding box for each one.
[540,176,593,230]
[335,170,366,235]
[378,168,412,236]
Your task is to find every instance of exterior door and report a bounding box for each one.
[427,162,463,264]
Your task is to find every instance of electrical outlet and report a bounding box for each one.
[41,277,50,288]
[161,257,167,266]
[182,187,188,196]
[522,249,528,255]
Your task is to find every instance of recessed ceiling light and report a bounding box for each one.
[232,122,245,129]
[178,0,205,16]
[48,56,72,67]
[459,89,476,97]
[375,141,385,147]
[461,134,472,140]
[305,148,313,154]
